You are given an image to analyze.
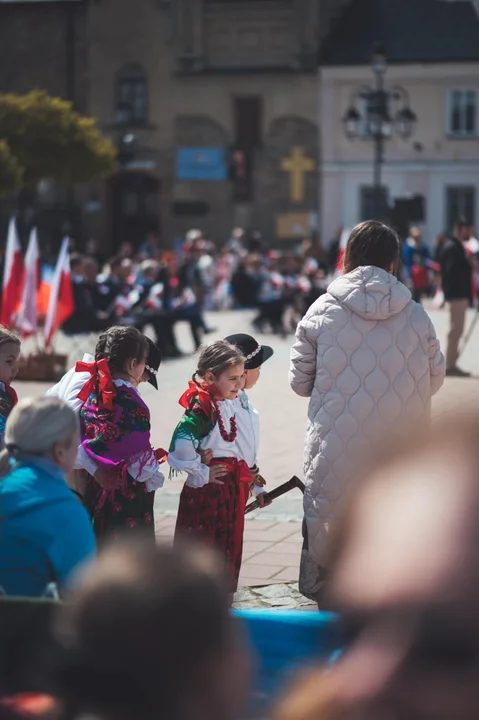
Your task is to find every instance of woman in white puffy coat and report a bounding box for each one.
[289,221,446,602]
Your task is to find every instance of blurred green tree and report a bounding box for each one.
[0,90,116,187]
[0,140,23,197]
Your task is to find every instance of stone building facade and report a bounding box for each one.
[86,0,350,250]
[0,0,351,251]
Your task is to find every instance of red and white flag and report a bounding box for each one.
[44,237,75,347]
[16,228,40,338]
[0,218,23,328]
[335,228,351,275]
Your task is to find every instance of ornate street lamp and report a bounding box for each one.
[342,45,418,219]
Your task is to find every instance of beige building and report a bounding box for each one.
[319,0,479,245]
[86,0,349,250]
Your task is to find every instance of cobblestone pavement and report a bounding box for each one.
[16,303,479,604]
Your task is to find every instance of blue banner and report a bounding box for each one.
[176,147,227,181]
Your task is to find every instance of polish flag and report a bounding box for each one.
[16,228,40,338]
[335,228,351,275]
[44,237,75,347]
[1,218,24,328]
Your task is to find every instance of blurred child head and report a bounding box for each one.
[0,397,79,476]
[0,327,21,386]
[55,539,252,720]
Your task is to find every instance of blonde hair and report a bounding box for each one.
[195,340,245,380]
[0,397,78,476]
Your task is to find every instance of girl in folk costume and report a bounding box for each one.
[48,327,165,542]
[169,340,251,591]
[0,328,21,448]
[223,333,274,503]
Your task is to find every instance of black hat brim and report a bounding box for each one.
[147,373,158,390]
[246,344,274,370]
[145,337,161,390]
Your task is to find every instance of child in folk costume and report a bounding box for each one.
[169,340,252,590]
[48,327,165,542]
[0,328,21,448]
[223,333,274,503]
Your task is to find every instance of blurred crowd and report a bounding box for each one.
[57,228,332,357]
[57,220,479,361]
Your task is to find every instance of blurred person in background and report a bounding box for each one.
[54,540,251,720]
[274,412,479,720]
[138,231,161,261]
[439,218,473,377]
[85,238,105,271]
[62,256,110,334]
[163,253,214,350]
[290,221,445,605]
[0,398,95,597]
[253,253,286,336]
[402,226,432,304]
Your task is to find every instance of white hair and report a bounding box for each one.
[0,397,79,476]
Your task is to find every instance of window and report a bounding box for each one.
[446,186,476,232]
[116,64,148,127]
[447,90,477,137]
[360,186,389,221]
[234,95,263,148]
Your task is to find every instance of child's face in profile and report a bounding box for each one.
[243,366,261,390]
[0,342,20,386]
[205,363,244,400]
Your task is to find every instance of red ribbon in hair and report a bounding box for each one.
[178,381,221,424]
[75,358,116,411]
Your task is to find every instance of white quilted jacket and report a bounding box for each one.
[289,266,445,567]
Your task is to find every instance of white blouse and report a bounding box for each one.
[168,391,264,494]
[47,360,164,492]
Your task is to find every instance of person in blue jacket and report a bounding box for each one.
[0,397,96,597]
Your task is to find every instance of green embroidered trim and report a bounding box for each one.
[169,405,213,453]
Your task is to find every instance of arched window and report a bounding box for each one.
[116,64,148,127]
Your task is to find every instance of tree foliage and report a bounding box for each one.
[0,140,23,197]
[0,90,116,187]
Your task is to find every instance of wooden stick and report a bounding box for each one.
[245,475,305,515]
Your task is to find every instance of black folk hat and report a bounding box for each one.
[225,333,274,370]
[145,337,161,390]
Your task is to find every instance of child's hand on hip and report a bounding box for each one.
[209,464,228,485]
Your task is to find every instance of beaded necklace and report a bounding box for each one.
[212,398,237,442]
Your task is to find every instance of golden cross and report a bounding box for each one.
[281,146,315,204]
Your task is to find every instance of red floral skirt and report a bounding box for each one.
[85,473,155,546]
[175,458,251,591]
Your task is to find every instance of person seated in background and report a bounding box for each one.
[53,540,251,720]
[98,257,134,319]
[163,253,214,351]
[138,231,161,261]
[0,398,95,598]
[85,238,105,271]
[273,413,479,720]
[132,260,181,358]
[61,255,110,334]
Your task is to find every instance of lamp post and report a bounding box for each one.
[342,46,418,220]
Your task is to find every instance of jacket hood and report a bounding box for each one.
[328,266,411,320]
